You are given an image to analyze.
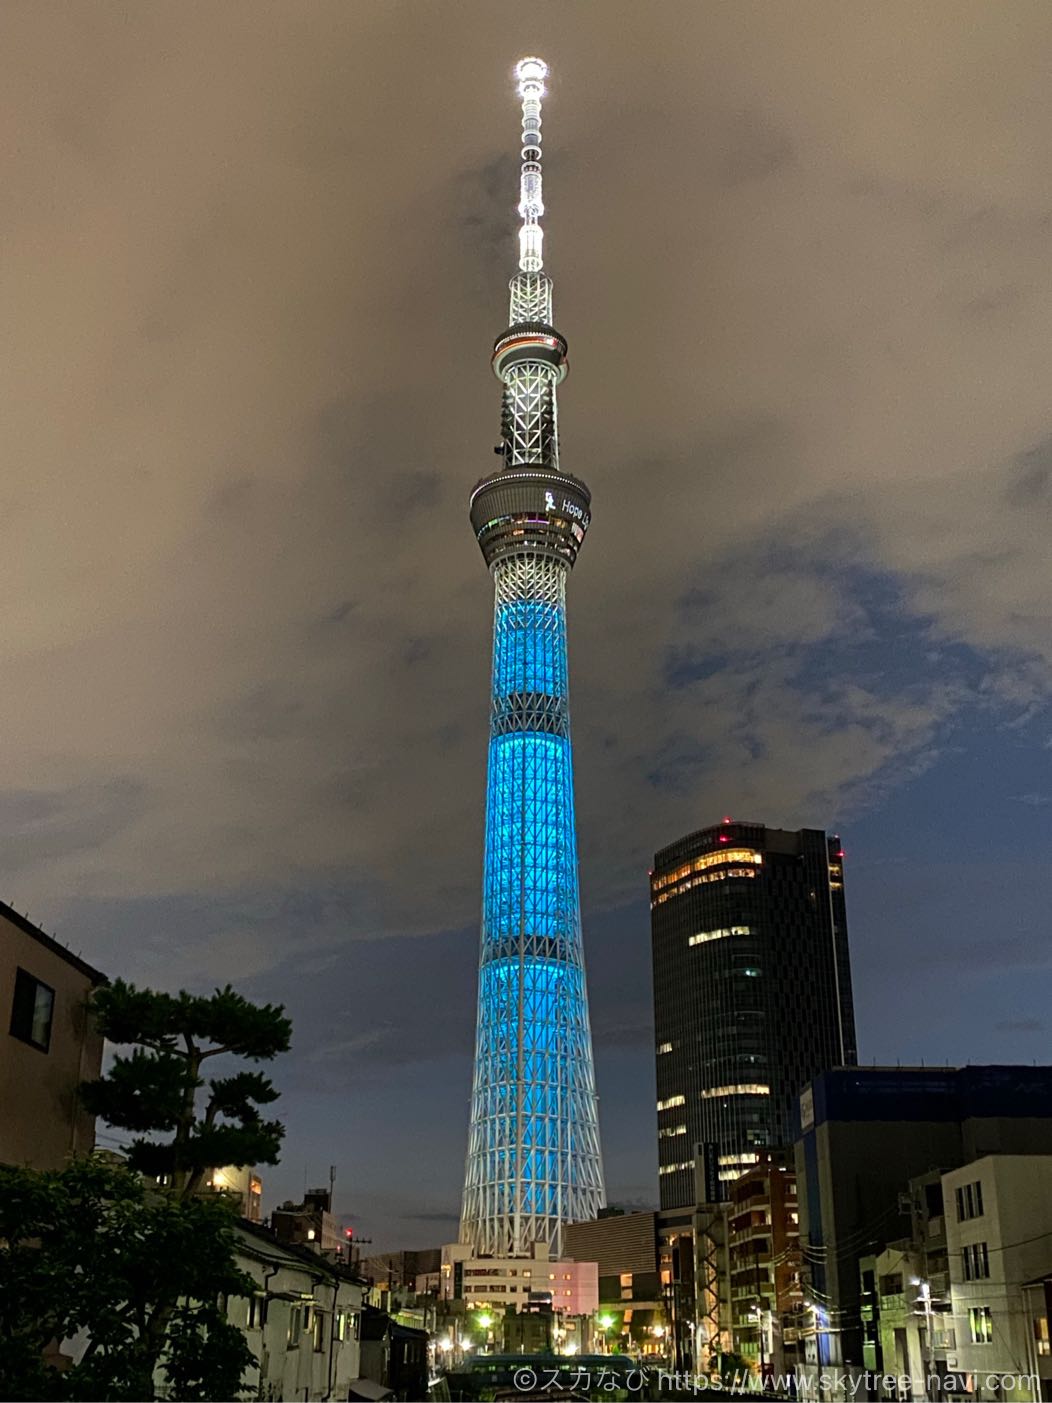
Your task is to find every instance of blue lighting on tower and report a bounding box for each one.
[460,56,604,1258]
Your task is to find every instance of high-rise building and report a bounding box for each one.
[459,59,604,1260]
[650,820,856,1210]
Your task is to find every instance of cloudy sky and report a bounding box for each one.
[4,1,1052,1248]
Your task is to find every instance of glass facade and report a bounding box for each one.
[650,822,857,1210]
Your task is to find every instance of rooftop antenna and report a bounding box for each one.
[514,57,548,273]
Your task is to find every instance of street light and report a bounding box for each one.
[912,1278,934,1386]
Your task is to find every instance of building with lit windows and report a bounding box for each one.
[726,1150,804,1380]
[440,1242,598,1320]
[460,57,604,1261]
[650,821,856,1211]
[564,1210,670,1353]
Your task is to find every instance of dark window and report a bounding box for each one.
[963,1242,990,1281]
[287,1304,303,1347]
[10,968,55,1051]
[956,1180,984,1222]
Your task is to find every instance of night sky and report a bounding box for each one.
[4,2,1052,1251]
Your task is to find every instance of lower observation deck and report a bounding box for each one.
[469,466,591,569]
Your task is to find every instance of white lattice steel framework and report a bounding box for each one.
[460,58,605,1259]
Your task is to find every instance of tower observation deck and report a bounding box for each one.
[460,58,605,1259]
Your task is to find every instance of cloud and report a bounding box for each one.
[3,2,1050,940]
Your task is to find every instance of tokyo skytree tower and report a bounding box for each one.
[460,58,605,1259]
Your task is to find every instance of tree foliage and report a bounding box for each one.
[80,978,291,1197]
[0,1157,255,1401]
[0,978,293,1399]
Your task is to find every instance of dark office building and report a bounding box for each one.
[651,820,856,1210]
[795,1064,1052,1382]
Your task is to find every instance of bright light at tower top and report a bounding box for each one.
[514,57,548,273]
[516,56,548,94]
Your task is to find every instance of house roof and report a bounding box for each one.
[360,1304,429,1341]
[0,898,107,985]
[236,1218,369,1287]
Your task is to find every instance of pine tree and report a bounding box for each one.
[0,978,293,1399]
[81,978,292,1197]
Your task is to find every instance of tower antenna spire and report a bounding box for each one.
[514,57,548,272]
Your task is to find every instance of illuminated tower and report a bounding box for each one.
[460,58,605,1259]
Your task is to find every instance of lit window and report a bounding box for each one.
[969,1307,993,1345]
[651,850,762,894]
[1035,1316,1050,1356]
[688,926,752,947]
[658,1124,687,1139]
[657,1094,685,1111]
[9,969,55,1052]
[689,848,762,875]
[701,1084,770,1099]
[659,1160,694,1175]
[657,1041,673,1054]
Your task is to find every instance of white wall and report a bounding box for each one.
[235,1231,364,1403]
[943,1156,1052,1401]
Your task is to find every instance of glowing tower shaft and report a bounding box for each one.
[461,58,605,1259]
